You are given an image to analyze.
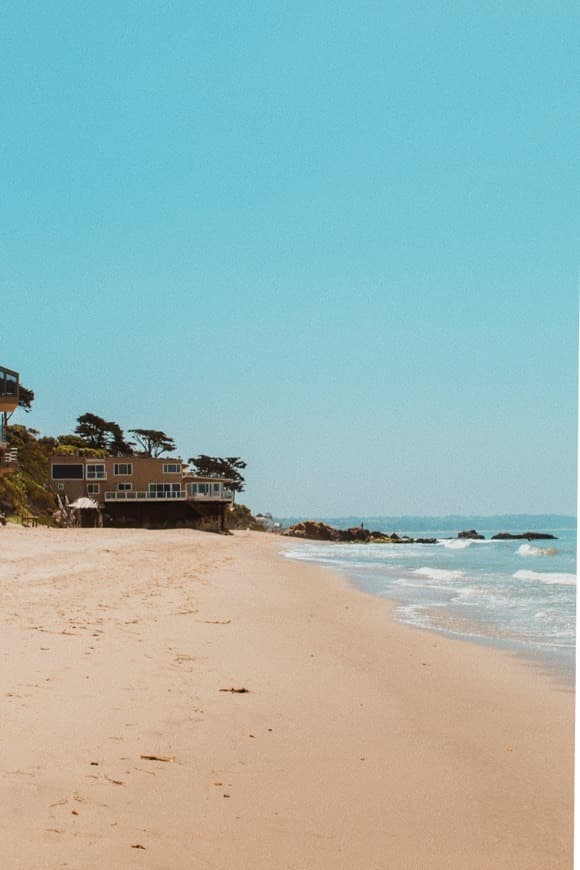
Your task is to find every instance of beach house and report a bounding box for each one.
[50,454,234,530]
[0,366,19,473]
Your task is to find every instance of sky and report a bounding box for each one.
[1,1,578,517]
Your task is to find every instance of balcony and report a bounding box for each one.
[103,488,234,503]
[104,491,187,501]
[189,488,234,502]
[0,366,19,413]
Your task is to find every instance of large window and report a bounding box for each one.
[52,464,83,480]
[189,483,210,495]
[147,483,182,496]
[114,463,133,476]
[86,464,106,480]
[163,462,181,474]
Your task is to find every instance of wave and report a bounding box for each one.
[517,544,559,558]
[513,570,576,586]
[414,567,465,582]
[440,539,472,550]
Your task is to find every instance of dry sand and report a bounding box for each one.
[0,526,573,869]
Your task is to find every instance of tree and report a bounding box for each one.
[129,429,176,458]
[4,384,34,421]
[107,421,134,456]
[75,413,134,455]
[18,385,35,412]
[188,455,246,500]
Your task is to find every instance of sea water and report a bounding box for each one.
[283,526,576,678]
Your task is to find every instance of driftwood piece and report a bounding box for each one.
[139,754,175,763]
[219,687,250,693]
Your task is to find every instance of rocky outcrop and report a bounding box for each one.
[458,529,485,540]
[491,531,557,541]
[282,522,437,544]
[522,531,557,540]
[281,521,339,541]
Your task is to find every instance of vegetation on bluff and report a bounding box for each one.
[0,399,248,524]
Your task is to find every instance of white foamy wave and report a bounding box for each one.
[414,567,464,582]
[440,539,472,550]
[513,570,576,586]
[517,544,559,558]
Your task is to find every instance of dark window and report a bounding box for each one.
[52,464,83,480]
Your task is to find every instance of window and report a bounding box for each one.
[52,463,83,480]
[189,483,210,495]
[118,482,132,491]
[114,463,133,476]
[87,483,100,494]
[57,483,65,491]
[212,483,220,493]
[147,482,182,496]
[86,464,106,480]
[163,463,181,474]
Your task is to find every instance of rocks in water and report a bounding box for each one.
[491,532,523,540]
[522,531,557,540]
[281,523,558,544]
[491,531,557,541]
[282,522,437,544]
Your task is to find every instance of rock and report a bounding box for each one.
[523,531,557,540]
[458,529,485,540]
[491,533,524,540]
[491,531,558,541]
[282,523,437,545]
[282,521,339,541]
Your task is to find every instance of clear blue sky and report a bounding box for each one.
[2,1,577,516]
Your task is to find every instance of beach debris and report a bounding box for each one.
[219,687,249,693]
[71,809,78,815]
[131,844,146,849]
[139,754,175,763]
[223,794,230,798]
[199,618,231,624]
[104,775,125,785]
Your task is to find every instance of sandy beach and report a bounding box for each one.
[0,526,573,869]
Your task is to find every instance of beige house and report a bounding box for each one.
[50,454,234,531]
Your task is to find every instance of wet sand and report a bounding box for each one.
[0,526,573,868]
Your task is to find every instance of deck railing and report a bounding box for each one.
[103,489,234,502]
[104,491,186,501]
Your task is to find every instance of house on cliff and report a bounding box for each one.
[50,454,234,530]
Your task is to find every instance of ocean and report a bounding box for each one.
[282,521,577,679]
